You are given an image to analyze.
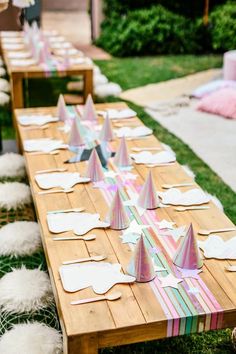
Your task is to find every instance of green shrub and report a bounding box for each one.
[102,0,226,19]
[96,5,204,56]
[210,1,236,51]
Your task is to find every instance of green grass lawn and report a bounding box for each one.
[95,55,222,91]
[0,54,235,353]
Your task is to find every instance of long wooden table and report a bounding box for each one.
[15,103,236,354]
[0,32,93,109]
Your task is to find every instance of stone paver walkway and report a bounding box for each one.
[120,69,221,107]
[42,11,110,60]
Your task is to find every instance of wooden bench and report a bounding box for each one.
[14,103,236,354]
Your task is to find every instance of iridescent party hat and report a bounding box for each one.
[82,94,97,121]
[38,43,50,64]
[68,118,84,147]
[86,148,104,182]
[137,171,160,209]
[114,136,132,167]
[173,223,203,269]
[127,234,156,282]
[99,113,114,141]
[108,189,130,230]
[57,94,69,122]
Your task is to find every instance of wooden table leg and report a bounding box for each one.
[83,69,93,103]
[11,75,24,153]
[11,74,24,109]
[65,334,98,354]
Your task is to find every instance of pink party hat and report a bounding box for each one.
[82,94,97,121]
[108,189,130,230]
[86,148,104,182]
[63,48,70,68]
[99,113,114,141]
[114,136,132,167]
[173,223,203,269]
[57,94,70,122]
[137,171,160,209]
[68,119,84,146]
[127,234,156,282]
[38,43,50,64]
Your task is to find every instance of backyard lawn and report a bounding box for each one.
[0,53,235,353]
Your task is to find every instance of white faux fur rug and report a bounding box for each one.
[0,92,10,106]
[0,322,62,354]
[0,267,53,313]
[0,182,31,210]
[0,153,25,178]
[0,78,10,92]
[0,67,6,77]
[0,221,41,257]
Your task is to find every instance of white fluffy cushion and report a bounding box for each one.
[0,221,41,257]
[0,267,53,313]
[0,78,10,92]
[0,153,25,177]
[95,82,122,98]
[0,322,62,354]
[94,74,108,86]
[0,92,10,105]
[0,67,6,76]
[0,182,31,209]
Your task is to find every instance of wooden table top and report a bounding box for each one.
[0,31,93,77]
[14,103,236,349]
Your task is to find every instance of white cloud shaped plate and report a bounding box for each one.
[59,262,136,294]
[23,138,66,152]
[47,212,110,236]
[158,188,210,206]
[115,126,153,138]
[35,172,90,190]
[130,151,176,164]
[18,114,59,126]
[198,235,236,259]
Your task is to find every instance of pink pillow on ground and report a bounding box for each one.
[197,88,236,119]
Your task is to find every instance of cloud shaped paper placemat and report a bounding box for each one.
[130,151,176,165]
[23,139,66,153]
[18,115,59,126]
[59,262,136,294]
[47,212,110,235]
[35,172,90,190]
[102,108,137,120]
[158,188,210,206]
[198,235,236,259]
[115,126,152,139]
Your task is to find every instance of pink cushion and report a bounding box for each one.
[197,88,236,119]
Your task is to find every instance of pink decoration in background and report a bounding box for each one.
[137,171,160,209]
[127,234,156,282]
[108,189,130,230]
[114,136,132,167]
[223,51,236,81]
[57,94,70,122]
[197,88,236,120]
[99,113,115,141]
[173,223,203,270]
[68,119,84,147]
[82,94,97,121]
[86,149,104,182]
